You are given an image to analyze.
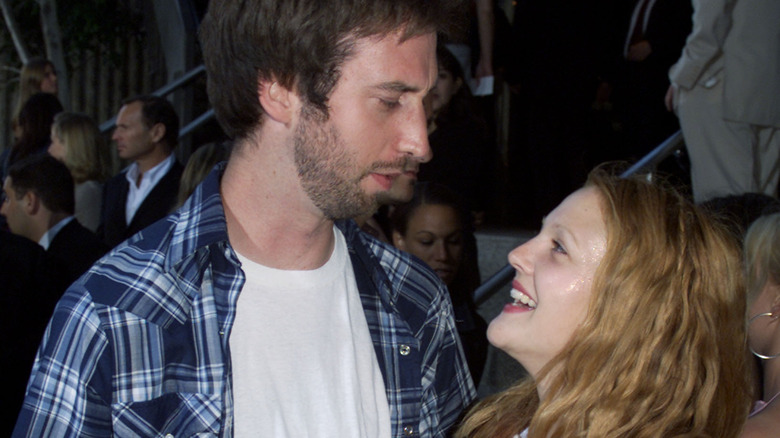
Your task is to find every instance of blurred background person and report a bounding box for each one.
[49,112,114,232]
[2,93,63,181]
[420,46,496,226]
[456,168,751,437]
[743,212,780,436]
[1,154,107,284]
[0,229,67,437]
[99,95,182,248]
[12,58,59,141]
[176,141,229,207]
[391,182,488,385]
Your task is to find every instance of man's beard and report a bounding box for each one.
[293,108,385,220]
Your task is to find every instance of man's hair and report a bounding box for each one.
[8,154,75,215]
[199,0,467,141]
[121,95,180,149]
[456,167,752,438]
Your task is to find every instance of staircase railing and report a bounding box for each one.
[98,64,211,138]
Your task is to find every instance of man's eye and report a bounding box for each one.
[380,99,400,109]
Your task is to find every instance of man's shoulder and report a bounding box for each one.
[78,215,186,322]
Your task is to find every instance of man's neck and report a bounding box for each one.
[135,147,170,176]
[220,145,336,271]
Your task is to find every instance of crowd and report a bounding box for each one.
[2,0,779,436]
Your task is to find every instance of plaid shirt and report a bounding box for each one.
[13,164,476,437]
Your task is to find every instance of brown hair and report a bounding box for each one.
[457,168,751,437]
[199,0,467,141]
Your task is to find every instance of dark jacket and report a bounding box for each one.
[99,160,183,249]
[48,219,109,284]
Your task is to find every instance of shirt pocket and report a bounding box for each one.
[112,392,222,437]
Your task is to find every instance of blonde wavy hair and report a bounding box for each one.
[457,169,751,438]
[744,213,780,304]
[51,112,113,184]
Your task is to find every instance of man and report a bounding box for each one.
[13,1,475,437]
[665,0,780,202]
[0,230,67,437]
[99,94,183,247]
[1,154,107,284]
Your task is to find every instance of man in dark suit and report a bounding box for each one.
[1,154,108,284]
[100,95,183,248]
[0,229,68,435]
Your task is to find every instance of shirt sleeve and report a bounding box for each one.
[13,288,112,437]
[419,281,477,437]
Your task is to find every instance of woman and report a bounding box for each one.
[742,213,780,437]
[13,58,58,139]
[176,141,229,207]
[456,168,751,437]
[48,112,112,232]
[391,182,488,385]
[2,93,63,182]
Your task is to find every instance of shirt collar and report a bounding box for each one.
[163,161,231,271]
[39,216,75,250]
[125,154,175,188]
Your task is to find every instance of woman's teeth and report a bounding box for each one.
[510,288,537,309]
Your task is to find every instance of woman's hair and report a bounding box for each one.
[177,141,229,206]
[457,168,751,437]
[744,212,780,303]
[10,93,63,166]
[51,112,112,184]
[15,58,54,110]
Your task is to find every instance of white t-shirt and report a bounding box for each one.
[230,227,391,437]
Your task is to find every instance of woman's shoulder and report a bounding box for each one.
[742,401,780,437]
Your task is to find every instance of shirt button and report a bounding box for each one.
[403,425,415,435]
[165,434,174,438]
[399,344,411,356]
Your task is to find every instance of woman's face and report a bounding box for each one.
[487,187,607,378]
[393,204,463,285]
[429,67,461,116]
[40,64,58,94]
[48,127,66,161]
[747,280,780,359]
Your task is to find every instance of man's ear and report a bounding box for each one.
[149,123,166,144]
[392,230,406,251]
[23,191,39,215]
[258,79,298,125]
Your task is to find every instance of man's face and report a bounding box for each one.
[294,31,436,220]
[112,101,155,162]
[1,177,29,238]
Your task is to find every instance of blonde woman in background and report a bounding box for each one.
[456,168,752,438]
[743,212,780,437]
[176,141,229,207]
[49,112,113,232]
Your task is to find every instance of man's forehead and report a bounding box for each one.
[349,32,437,87]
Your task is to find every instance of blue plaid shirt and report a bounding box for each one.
[13,164,476,437]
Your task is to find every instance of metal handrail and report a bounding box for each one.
[473,130,686,305]
[98,64,208,135]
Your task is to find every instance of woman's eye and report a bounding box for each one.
[552,240,567,255]
[417,240,434,246]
